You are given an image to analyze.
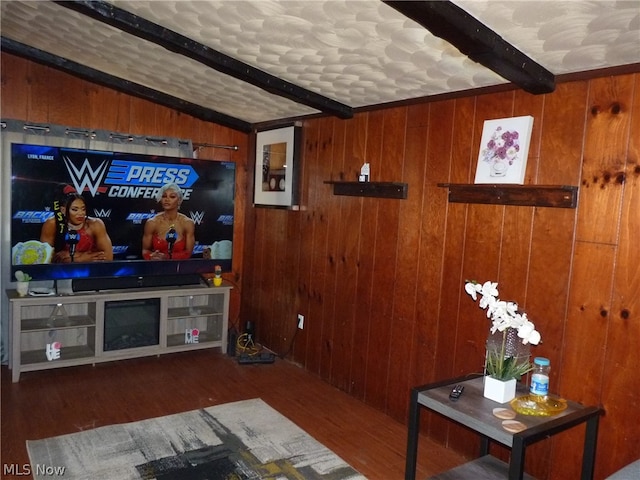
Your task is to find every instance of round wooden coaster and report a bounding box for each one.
[502,420,527,433]
[493,407,516,420]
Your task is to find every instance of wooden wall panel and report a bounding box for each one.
[558,75,635,478]
[86,86,121,131]
[279,205,302,357]
[348,110,384,401]
[577,76,634,245]
[602,73,640,473]
[318,120,343,381]
[258,208,283,348]
[409,101,446,390]
[524,82,586,480]
[514,90,544,182]
[304,117,335,375]
[428,97,476,452]
[294,119,322,363]
[363,108,405,411]
[5,51,640,480]
[112,92,134,134]
[319,118,343,380]
[386,108,428,420]
[342,114,370,397]
[278,209,297,352]
[26,59,51,122]
[457,92,514,378]
[47,71,86,127]
[329,115,366,392]
[242,73,640,479]
[1,54,28,119]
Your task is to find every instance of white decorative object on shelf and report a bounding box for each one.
[16,281,29,297]
[484,375,517,403]
[15,270,32,297]
[474,116,534,185]
[465,280,542,382]
[359,162,370,182]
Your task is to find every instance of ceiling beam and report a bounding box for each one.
[1,37,253,133]
[383,0,555,95]
[54,0,354,120]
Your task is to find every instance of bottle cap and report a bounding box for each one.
[534,357,550,366]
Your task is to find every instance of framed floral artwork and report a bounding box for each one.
[474,116,534,185]
[254,125,302,208]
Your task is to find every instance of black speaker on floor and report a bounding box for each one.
[227,327,238,357]
[245,320,255,344]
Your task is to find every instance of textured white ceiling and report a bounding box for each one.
[2,0,639,126]
[455,0,640,71]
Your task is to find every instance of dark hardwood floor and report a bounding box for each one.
[1,350,465,479]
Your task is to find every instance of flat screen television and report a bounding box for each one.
[10,143,235,288]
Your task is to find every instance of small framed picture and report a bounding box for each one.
[474,116,534,185]
[254,125,302,208]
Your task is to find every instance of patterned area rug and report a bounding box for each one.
[26,398,366,479]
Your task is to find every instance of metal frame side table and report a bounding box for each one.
[405,374,602,480]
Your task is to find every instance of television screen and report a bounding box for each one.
[10,143,235,282]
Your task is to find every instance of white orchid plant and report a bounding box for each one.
[465,280,541,380]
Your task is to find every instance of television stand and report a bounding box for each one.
[7,283,231,382]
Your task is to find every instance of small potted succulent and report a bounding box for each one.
[15,270,32,297]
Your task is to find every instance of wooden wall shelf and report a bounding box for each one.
[325,181,408,199]
[438,184,578,208]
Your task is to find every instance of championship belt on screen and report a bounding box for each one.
[11,240,54,265]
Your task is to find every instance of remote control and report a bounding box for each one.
[449,384,464,401]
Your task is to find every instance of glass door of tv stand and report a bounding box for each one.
[103,298,161,352]
[165,293,225,348]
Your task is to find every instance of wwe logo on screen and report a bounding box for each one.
[190,211,205,225]
[93,208,112,218]
[64,156,109,197]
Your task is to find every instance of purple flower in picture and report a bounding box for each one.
[480,126,522,165]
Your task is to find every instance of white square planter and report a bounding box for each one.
[16,281,29,297]
[483,376,517,403]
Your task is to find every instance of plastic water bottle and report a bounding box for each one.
[530,357,550,398]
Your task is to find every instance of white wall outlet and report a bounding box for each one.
[297,314,304,330]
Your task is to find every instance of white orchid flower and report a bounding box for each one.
[518,321,541,345]
[508,311,525,329]
[488,300,509,320]
[506,302,519,318]
[464,280,542,347]
[479,292,499,311]
[464,282,480,300]
[465,280,542,379]
[479,281,499,299]
[491,319,508,333]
